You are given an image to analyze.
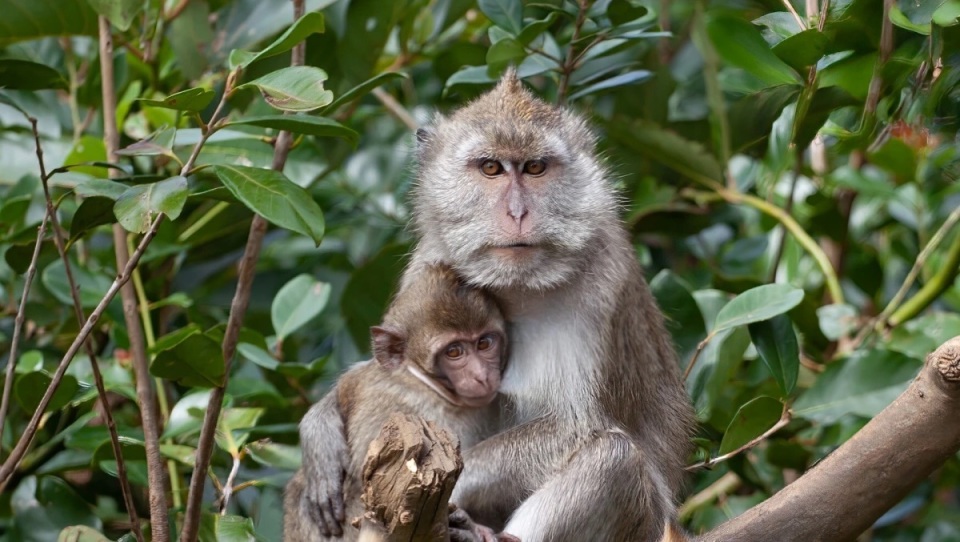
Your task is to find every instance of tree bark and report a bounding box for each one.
[358,413,463,541]
[700,335,960,541]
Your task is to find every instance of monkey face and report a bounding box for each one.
[413,74,619,291]
[433,330,505,407]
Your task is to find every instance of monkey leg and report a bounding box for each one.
[501,429,672,542]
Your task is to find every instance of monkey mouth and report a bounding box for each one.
[491,242,537,251]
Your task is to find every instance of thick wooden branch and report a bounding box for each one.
[358,413,463,541]
[701,336,960,541]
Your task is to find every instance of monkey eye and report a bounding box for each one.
[445,342,465,359]
[477,334,496,351]
[480,159,504,177]
[523,159,546,176]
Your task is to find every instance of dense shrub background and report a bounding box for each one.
[0,0,959,539]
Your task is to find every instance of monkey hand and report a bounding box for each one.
[449,504,520,542]
[301,462,347,536]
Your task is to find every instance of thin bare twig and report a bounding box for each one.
[219,451,244,513]
[372,87,418,130]
[687,407,792,471]
[679,471,741,521]
[682,336,710,382]
[0,215,165,494]
[877,205,960,327]
[557,0,589,105]
[180,1,305,537]
[0,213,49,446]
[783,0,808,30]
[865,0,894,117]
[34,104,145,540]
[98,17,168,541]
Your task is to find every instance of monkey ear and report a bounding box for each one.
[416,127,430,144]
[415,126,434,155]
[371,326,405,368]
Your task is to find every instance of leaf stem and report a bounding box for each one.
[686,407,792,471]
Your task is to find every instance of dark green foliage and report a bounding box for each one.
[1,0,959,540]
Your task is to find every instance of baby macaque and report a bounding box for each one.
[284,264,507,541]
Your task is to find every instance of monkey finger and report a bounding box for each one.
[302,496,332,536]
[321,497,345,537]
[497,534,521,542]
[331,492,346,523]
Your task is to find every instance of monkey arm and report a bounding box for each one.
[298,385,350,537]
[450,415,581,526]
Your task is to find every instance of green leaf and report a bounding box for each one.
[887,312,960,360]
[271,274,331,340]
[245,440,301,470]
[139,88,215,112]
[113,175,189,233]
[342,243,411,350]
[607,120,724,184]
[150,325,226,387]
[890,4,930,34]
[793,349,920,424]
[160,443,198,466]
[728,84,802,154]
[42,259,112,308]
[607,0,649,25]
[0,59,68,90]
[85,0,142,31]
[73,179,128,200]
[116,126,177,157]
[238,66,333,112]
[216,408,265,454]
[748,314,799,395]
[162,390,211,440]
[690,326,752,418]
[705,13,801,86]
[70,196,117,241]
[225,115,358,145]
[771,29,829,71]
[238,343,280,370]
[719,396,784,455]
[792,86,860,149]
[445,66,497,89]
[713,284,805,333]
[479,0,524,34]
[0,0,98,45]
[651,270,707,365]
[868,137,917,180]
[212,165,325,245]
[16,372,80,413]
[12,477,103,537]
[63,136,108,178]
[934,0,960,26]
[216,515,258,542]
[228,11,325,69]
[819,53,876,101]
[15,350,43,374]
[517,12,559,45]
[319,71,408,114]
[58,525,112,542]
[339,0,405,83]
[816,303,858,341]
[568,70,653,101]
[486,38,527,73]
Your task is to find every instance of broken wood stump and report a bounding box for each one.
[357,413,463,542]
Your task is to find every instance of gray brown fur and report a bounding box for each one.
[298,69,695,541]
[286,265,503,541]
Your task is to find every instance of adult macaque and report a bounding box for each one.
[285,264,510,541]
[300,69,695,541]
